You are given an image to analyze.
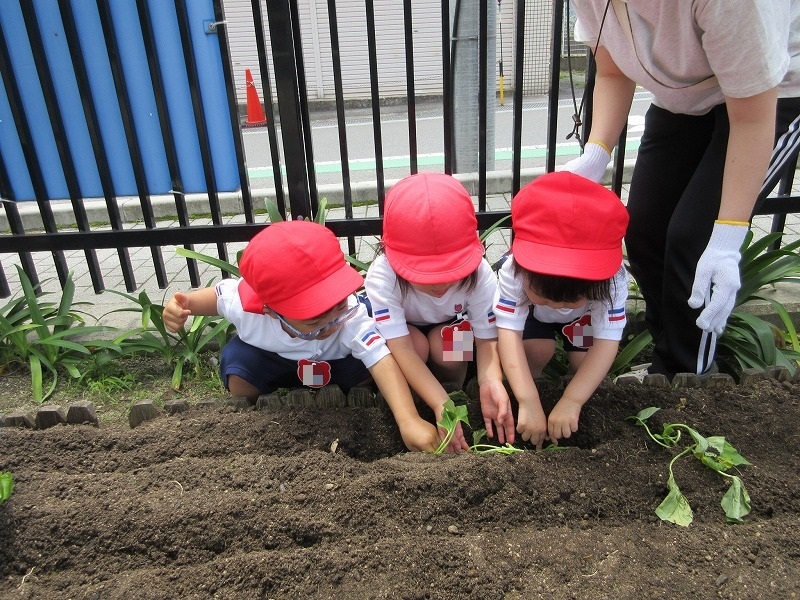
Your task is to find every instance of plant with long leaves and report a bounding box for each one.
[0,268,120,401]
[614,231,800,379]
[107,288,233,390]
[627,407,751,526]
[718,231,800,374]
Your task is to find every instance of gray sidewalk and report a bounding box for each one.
[2,174,799,333]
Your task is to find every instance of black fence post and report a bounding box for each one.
[264,0,313,220]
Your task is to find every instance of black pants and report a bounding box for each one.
[626,98,800,379]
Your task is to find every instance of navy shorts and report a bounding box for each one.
[219,335,371,394]
[522,311,588,353]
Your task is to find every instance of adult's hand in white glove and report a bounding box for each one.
[687,222,749,334]
[560,142,611,183]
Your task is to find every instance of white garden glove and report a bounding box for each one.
[560,142,612,183]
[687,221,749,334]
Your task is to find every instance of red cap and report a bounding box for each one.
[382,173,484,284]
[511,172,628,280]
[238,221,363,319]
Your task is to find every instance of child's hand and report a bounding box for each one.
[516,401,548,450]
[398,417,440,452]
[479,379,515,444]
[547,397,582,445]
[163,292,191,333]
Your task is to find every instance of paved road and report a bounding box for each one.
[242,91,654,190]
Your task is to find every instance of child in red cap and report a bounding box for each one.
[163,220,440,452]
[364,173,515,452]
[495,172,630,450]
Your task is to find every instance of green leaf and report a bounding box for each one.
[655,474,693,526]
[0,472,14,502]
[265,198,285,223]
[611,329,652,376]
[175,247,240,278]
[345,254,371,274]
[437,399,470,432]
[171,358,185,390]
[479,214,510,243]
[717,441,751,469]
[626,406,660,423]
[29,353,43,403]
[315,197,328,224]
[721,476,751,523]
[472,429,488,446]
[433,398,470,454]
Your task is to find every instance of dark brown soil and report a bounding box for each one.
[2,376,800,599]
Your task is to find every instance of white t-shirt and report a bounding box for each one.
[781,0,800,98]
[215,278,390,368]
[572,0,791,115]
[364,254,499,340]
[494,256,629,343]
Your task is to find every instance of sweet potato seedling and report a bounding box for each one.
[627,407,751,526]
[434,391,523,455]
[470,429,524,455]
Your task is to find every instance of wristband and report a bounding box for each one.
[714,219,749,227]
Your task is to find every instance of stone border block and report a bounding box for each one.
[738,368,767,386]
[672,373,701,388]
[66,401,98,426]
[256,394,283,410]
[347,387,375,408]
[766,366,792,382]
[227,396,252,411]
[35,405,67,429]
[129,400,162,428]
[164,400,189,415]
[316,385,346,408]
[286,389,315,407]
[703,373,735,389]
[4,411,35,428]
[614,374,642,386]
[643,373,670,388]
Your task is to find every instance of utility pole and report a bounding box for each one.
[451,0,497,174]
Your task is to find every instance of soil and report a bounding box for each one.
[1,362,800,599]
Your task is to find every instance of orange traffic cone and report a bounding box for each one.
[244,69,267,127]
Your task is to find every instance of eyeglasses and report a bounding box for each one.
[275,298,360,340]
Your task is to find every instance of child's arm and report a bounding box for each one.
[163,287,220,333]
[474,338,515,444]
[368,354,440,452]
[547,338,619,444]
[386,335,470,452]
[497,328,547,450]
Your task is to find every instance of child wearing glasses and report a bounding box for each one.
[364,173,515,453]
[495,172,629,450]
[163,220,440,452]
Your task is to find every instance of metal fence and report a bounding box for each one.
[0,0,798,299]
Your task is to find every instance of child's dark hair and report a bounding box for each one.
[377,241,478,297]
[513,260,615,305]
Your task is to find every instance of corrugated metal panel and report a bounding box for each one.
[223,1,272,104]
[222,0,521,103]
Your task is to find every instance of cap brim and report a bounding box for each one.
[238,279,266,314]
[512,238,621,281]
[258,262,364,320]
[385,240,484,285]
